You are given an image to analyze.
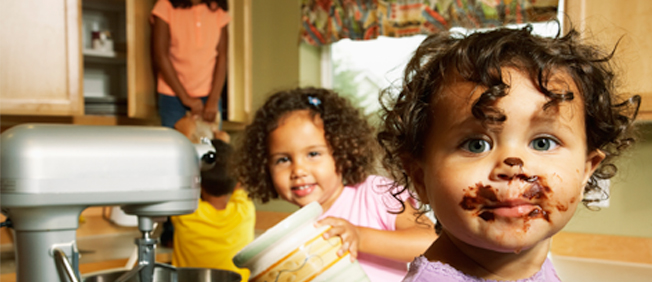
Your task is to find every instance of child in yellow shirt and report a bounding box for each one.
[171,138,255,281]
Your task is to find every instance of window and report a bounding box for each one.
[328,35,426,126]
[324,2,565,126]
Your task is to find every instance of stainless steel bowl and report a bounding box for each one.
[83,266,242,282]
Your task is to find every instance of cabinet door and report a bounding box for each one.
[0,0,83,116]
[226,0,252,123]
[126,0,251,123]
[126,0,156,119]
[566,0,652,119]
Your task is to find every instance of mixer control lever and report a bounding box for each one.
[50,242,81,282]
[53,248,81,282]
[115,216,161,282]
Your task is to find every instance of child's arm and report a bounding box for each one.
[318,203,436,262]
[152,16,204,116]
[204,26,228,123]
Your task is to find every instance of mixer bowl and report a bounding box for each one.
[82,266,241,282]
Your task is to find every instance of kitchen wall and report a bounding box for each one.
[250,0,320,114]
[563,122,652,238]
[245,0,316,213]
[248,1,652,239]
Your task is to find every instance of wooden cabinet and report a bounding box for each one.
[0,0,154,119]
[126,0,157,119]
[566,0,652,120]
[0,0,251,129]
[0,0,83,116]
[226,0,252,124]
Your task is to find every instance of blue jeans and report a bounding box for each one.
[158,94,221,129]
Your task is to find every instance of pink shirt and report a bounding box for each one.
[151,0,230,97]
[320,175,414,282]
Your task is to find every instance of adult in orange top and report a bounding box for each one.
[151,0,229,128]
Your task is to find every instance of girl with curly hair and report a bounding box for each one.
[377,25,640,281]
[233,87,436,281]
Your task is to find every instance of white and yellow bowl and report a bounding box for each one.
[233,202,370,282]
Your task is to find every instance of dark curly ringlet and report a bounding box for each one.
[378,24,640,217]
[232,87,377,203]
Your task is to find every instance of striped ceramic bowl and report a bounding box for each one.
[233,202,370,282]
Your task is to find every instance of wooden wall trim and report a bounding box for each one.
[551,232,652,265]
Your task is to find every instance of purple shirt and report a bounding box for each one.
[320,175,413,282]
[403,256,561,282]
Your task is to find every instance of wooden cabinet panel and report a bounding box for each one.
[227,0,252,123]
[126,0,156,119]
[0,0,251,128]
[0,0,83,116]
[566,0,652,120]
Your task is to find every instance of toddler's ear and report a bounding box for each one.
[583,149,606,186]
[403,159,429,205]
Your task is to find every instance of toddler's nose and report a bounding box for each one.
[495,157,525,181]
[290,162,308,179]
[504,157,523,167]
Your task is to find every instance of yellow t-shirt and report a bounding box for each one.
[171,189,255,281]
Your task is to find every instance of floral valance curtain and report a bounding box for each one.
[300,0,559,46]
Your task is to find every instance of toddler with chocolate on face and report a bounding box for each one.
[377,25,640,281]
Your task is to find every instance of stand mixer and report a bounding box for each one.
[0,124,217,282]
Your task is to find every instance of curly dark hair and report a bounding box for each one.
[232,87,377,203]
[378,25,640,214]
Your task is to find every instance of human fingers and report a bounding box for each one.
[183,98,202,109]
[316,217,359,260]
[315,217,345,239]
[347,238,359,262]
[186,99,203,117]
[334,225,359,260]
[203,105,217,122]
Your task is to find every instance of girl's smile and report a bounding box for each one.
[267,110,344,211]
[291,183,317,197]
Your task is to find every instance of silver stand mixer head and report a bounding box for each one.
[0,124,210,282]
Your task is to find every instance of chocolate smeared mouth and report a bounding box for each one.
[461,175,556,223]
[521,175,551,200]
[479,211,495,221]
[527,207,550,221]
[460,183,497,211]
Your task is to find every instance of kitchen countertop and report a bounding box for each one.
[2,209,651,281]
[551,231,652,264]
[551,254,652,282]
[0,207,292,282]
[1,207,170,281]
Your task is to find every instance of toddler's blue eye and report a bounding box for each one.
[530,138,558,151]
[308,151,321,158]
[462,139,491,153]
